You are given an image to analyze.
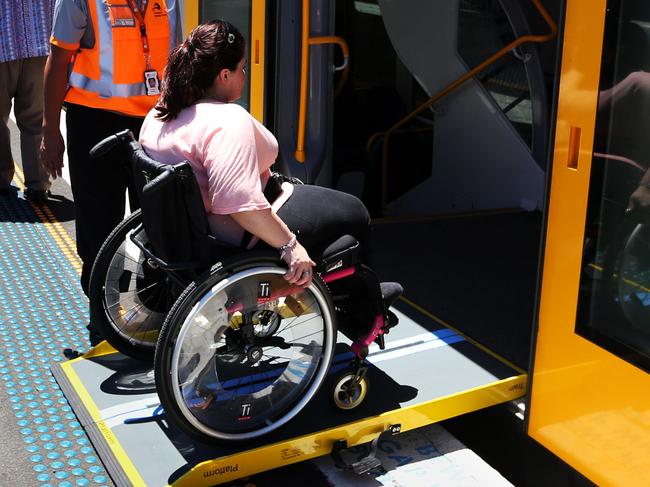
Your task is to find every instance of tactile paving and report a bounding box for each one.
[0,194,112,487]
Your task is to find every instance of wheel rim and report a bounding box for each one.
[170,267,334,441]
[333,373,367,410]
[102,229,168,348]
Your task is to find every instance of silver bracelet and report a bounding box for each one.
[278,233,297,259]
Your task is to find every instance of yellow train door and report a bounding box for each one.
[183,0,267,122]
[529,0,650,485]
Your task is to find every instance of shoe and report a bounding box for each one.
[63,348,83,360]
[24,188,51,204]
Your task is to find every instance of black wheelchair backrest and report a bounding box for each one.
[127,139,217,268]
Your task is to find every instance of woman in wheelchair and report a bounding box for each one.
[90,19,402,443]
[142,20,365,287]
[140,19,401,341]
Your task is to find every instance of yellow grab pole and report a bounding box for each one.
[295,0,311,163]
[295,0,351,163]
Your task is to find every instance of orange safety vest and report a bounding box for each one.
[65,0,180,117]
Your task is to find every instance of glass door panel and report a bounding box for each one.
[200,1,252,110]
[576,0,650,371]
[183,0,266,121]
[529,0,650,485]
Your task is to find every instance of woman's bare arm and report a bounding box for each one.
[231,209,315,286]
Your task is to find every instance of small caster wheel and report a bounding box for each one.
[333,372,369,410]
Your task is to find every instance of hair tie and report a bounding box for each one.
[227,33,235,44]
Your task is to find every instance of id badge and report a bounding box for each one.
[108,4,136,27]
[144,70,161,96]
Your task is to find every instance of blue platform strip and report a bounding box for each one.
[0,195,111,487]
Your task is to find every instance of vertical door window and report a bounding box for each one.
[576,0,650,371]
[200,0,253,110]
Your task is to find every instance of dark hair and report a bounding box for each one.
[154,19,245,121]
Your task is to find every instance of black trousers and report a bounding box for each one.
[271,184,381,338]
[66,103,143,295]
[272,184,371,257]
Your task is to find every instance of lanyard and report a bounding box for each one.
[125,0,152,70]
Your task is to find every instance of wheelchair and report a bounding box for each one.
[87,130,403,443]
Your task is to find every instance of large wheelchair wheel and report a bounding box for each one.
[89,210,175,361]
[155,252,336,443]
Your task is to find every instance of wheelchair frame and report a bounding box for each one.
[87,130,401,442]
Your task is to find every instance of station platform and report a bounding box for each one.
[1,138,526,486]
[0,171,112,486]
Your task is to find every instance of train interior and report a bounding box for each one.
[318,0,563,370]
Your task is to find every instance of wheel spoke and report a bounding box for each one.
[109,250,143,267]
[275,309,322,336]
[104,282,162,309]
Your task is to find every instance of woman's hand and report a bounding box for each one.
[229,210,316,285]
[282,242,316,287]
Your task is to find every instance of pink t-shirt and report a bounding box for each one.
[139,101,279,246]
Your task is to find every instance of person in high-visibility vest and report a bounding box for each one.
[41,0,182,347]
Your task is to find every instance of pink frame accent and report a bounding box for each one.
[321,266,356,283]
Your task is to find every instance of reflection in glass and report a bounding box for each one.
[200,0,252,110]
[576,0,650,371]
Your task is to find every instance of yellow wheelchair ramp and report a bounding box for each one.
[52,300,525,486]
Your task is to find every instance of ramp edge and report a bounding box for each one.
[174,373,527,486]
[52,361,147,487]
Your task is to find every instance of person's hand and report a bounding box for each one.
[282,242,316,287]
[40,127,65,179]
[627,183,650,223]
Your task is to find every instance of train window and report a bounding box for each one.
[199,0,252,111]
[457,0,533,148]
[575,0,650,372]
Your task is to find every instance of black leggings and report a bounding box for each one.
[260,184,371,259]
[267,184,383,339]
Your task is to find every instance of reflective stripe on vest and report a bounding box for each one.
[66,0,180,115]
[69,72,146,98]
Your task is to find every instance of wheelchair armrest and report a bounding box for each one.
[315,235,361,273]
